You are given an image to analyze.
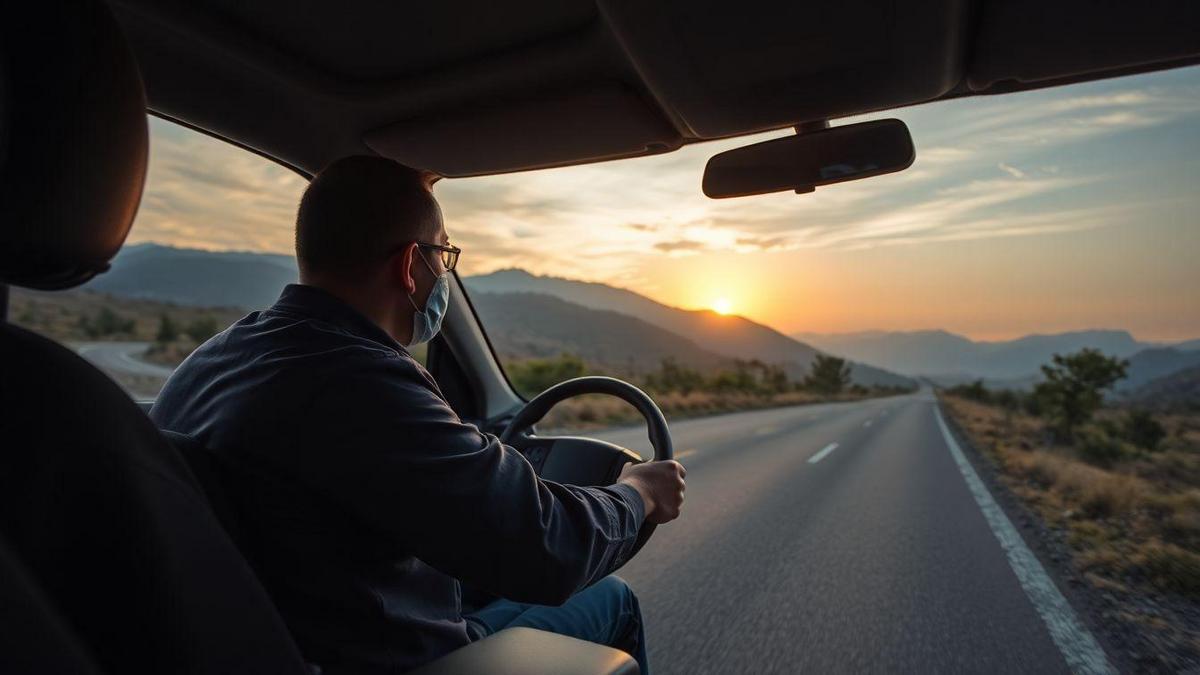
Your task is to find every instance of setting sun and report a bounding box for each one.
[712,297,733,315]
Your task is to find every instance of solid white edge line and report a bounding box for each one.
[933,404,1114,675]
[807,442,839,464]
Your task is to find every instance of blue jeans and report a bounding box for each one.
[464,575,649,674]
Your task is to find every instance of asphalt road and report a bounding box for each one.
[76,341,175,378]
[594,391,1111,674]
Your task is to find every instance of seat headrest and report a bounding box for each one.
[0,0,148,290]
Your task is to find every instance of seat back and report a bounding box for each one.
[163,429,253,549]
[0,2,309,673]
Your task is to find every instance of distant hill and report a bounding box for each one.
[466,269,913,387]
[469,291,729,373]
[1126,365,1200,411]
[85,243,297,309]
[68,246,910,387]
[1118,348,1200,393]
[1174,338,1200,351]
[796,328,1167,380]
[794,330,980,377]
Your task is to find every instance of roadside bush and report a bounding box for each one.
[991,389,1020,411]
[78,306,136,338]
[1076,426,1130,466]
[1122,409,1167,451]
[949,379,991,404]
[642,358,706,395]
[506,353,587,398]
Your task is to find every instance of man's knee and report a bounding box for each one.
[591,576,643,660]
[595,575,635,606]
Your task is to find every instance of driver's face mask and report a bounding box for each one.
[406,249,449,347]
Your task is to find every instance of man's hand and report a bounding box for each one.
[618,460,686,525]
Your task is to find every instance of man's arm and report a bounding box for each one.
[296,354,679,605]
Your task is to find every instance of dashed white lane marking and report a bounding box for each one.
[807,443,839,464]
[754,425,779,436]
[933,405,1114,675]
[863,420,873,428]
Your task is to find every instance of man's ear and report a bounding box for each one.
[391,242,419,295]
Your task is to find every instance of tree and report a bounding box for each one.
[644,357,705,395]
[156,313,179,343]
[805,354,852,395]
[1033,348,1128,440]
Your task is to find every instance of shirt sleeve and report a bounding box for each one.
[294,352,645,605]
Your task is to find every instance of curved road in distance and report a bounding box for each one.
[598,391,1113,674]
[76,341,175,378]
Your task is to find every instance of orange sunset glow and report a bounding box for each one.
[124,66,1200,343]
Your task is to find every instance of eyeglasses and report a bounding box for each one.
[416,242,461,272]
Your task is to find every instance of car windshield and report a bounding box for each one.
[10,65,1200,671]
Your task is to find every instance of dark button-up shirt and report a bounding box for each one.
[150,284,644,674]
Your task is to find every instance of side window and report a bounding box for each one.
[9,118,308,399]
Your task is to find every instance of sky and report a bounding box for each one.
[129,67,1200,341]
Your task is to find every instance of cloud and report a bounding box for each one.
[734,235,789,251]
[653,239,708,254]
[127,118,306,254]
[627,223,658,231]
[998,163,1025,179]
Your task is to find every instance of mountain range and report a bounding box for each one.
[87,243,299,309]
[80,245,910,387]
[463,269,910,386]
[795,329,1199,387]
[79,244,1198,393]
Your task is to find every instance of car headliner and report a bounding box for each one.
[109,0,1199,179]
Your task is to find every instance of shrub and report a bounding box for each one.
[79,306,136,338]
[642,358,705,395]
[949,379,991,403]
[1121,409,1166,451]
[506,353,587,398]
[992,389,1020,411]
[1076,426,1129,466]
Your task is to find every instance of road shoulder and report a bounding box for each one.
[936,396,1132,667]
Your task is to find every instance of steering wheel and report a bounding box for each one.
[500,376,674,559]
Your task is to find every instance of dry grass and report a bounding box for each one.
[941,395,1200,598]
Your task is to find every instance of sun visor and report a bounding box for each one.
[363,84,681,177]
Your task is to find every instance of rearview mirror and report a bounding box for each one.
[702,119,915,198]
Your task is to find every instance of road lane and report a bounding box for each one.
[591,394,1098,674]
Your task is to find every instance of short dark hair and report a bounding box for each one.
[296,156,439,279]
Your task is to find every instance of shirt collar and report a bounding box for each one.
[270,283,406,352]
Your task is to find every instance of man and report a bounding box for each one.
[151,156,685,675]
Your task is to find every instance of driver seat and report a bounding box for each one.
[0,2,310,672]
